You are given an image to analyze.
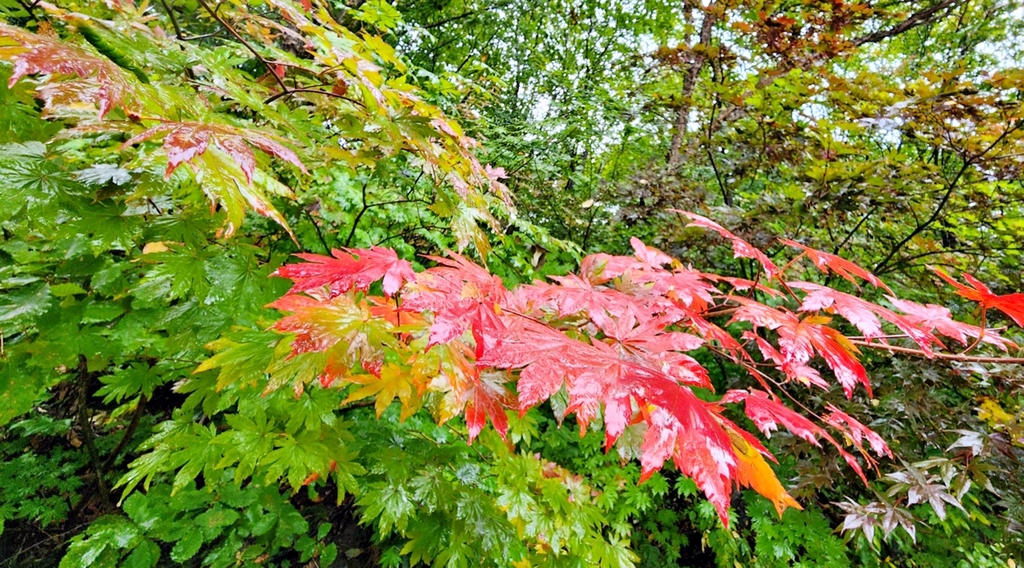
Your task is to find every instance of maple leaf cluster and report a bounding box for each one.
[263,213,1022,526]
[0,11,509,248]
[0,23,138,118]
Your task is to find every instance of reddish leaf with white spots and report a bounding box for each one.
[781,239,891,291]
[789,282,941,353]
[729,299,871,397]
[721,389,826,446]
[512,274,640,331]
[675,210,780,279]
[824,405,892,459]
[885,296,1014,350]
[121,121,307,182]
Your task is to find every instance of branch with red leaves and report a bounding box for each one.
[238,213,1024,527]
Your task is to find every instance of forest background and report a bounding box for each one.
[1,0,1024,567]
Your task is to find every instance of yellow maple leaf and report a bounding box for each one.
[727,428,802,517]
[978,397,1015,426]
[343,363,421,420]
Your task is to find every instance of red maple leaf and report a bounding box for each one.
[934,267,1024,327]
[630,237,674,268]
[675,211,780,279]
[579,252,643,284]
[514,274,640,331]
[273,246,416,298]
[721,389,825,446]
[790,282,940,353]
[476,318,577,410]
[742,331,829,390]
[462,370,514,442]
[730,299,870,397]
[722,390,875,483]
[690,314,744,351]
[435,344,514,442]
[638,403,735,525]
[121,121,307,182]
[273,252,358,296]
[651,268,717,310]
[780,239,891,291]
[824,405,892,458]
[366,296,425,327]
[885,296,1014,350]
[478,315,740,525]
[603,317,711,388]
[350,247,418,297]
[403,253,509,357]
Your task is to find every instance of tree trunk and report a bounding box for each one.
[667,4,717,169]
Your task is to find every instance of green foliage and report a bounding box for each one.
[60,476,329,568]
[0,416,85,531]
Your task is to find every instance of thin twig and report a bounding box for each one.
[180,30,225,41]
[264,87,366,107]
[874,119,1023,273]
[75,355,110,508]
[157,0,185,40]
[850,339,1024,364]
[345,180,371,247]
[195,0,289,93]
[14,0,39,21]
[100,394,148,472]
[303,209,330,253]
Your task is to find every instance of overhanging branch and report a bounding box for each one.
[851,0,964,46]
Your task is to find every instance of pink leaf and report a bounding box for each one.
[675,211,780,279]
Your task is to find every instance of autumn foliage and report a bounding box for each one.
[3,0,1024,564]
[261,214,1018,526]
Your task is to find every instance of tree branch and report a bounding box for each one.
[851,0,964,47]
[14,0,40,21]
[304,209,330,253]
[100,394,148,472]
[157,0,185,40]
[196,0,289,93]
[834,205,878,255]
[851,339,1024,364]
[873,120,1022,273]
[667,3,717,168]
[264,87,366,107]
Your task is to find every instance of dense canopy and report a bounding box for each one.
[1,1,1023,567]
